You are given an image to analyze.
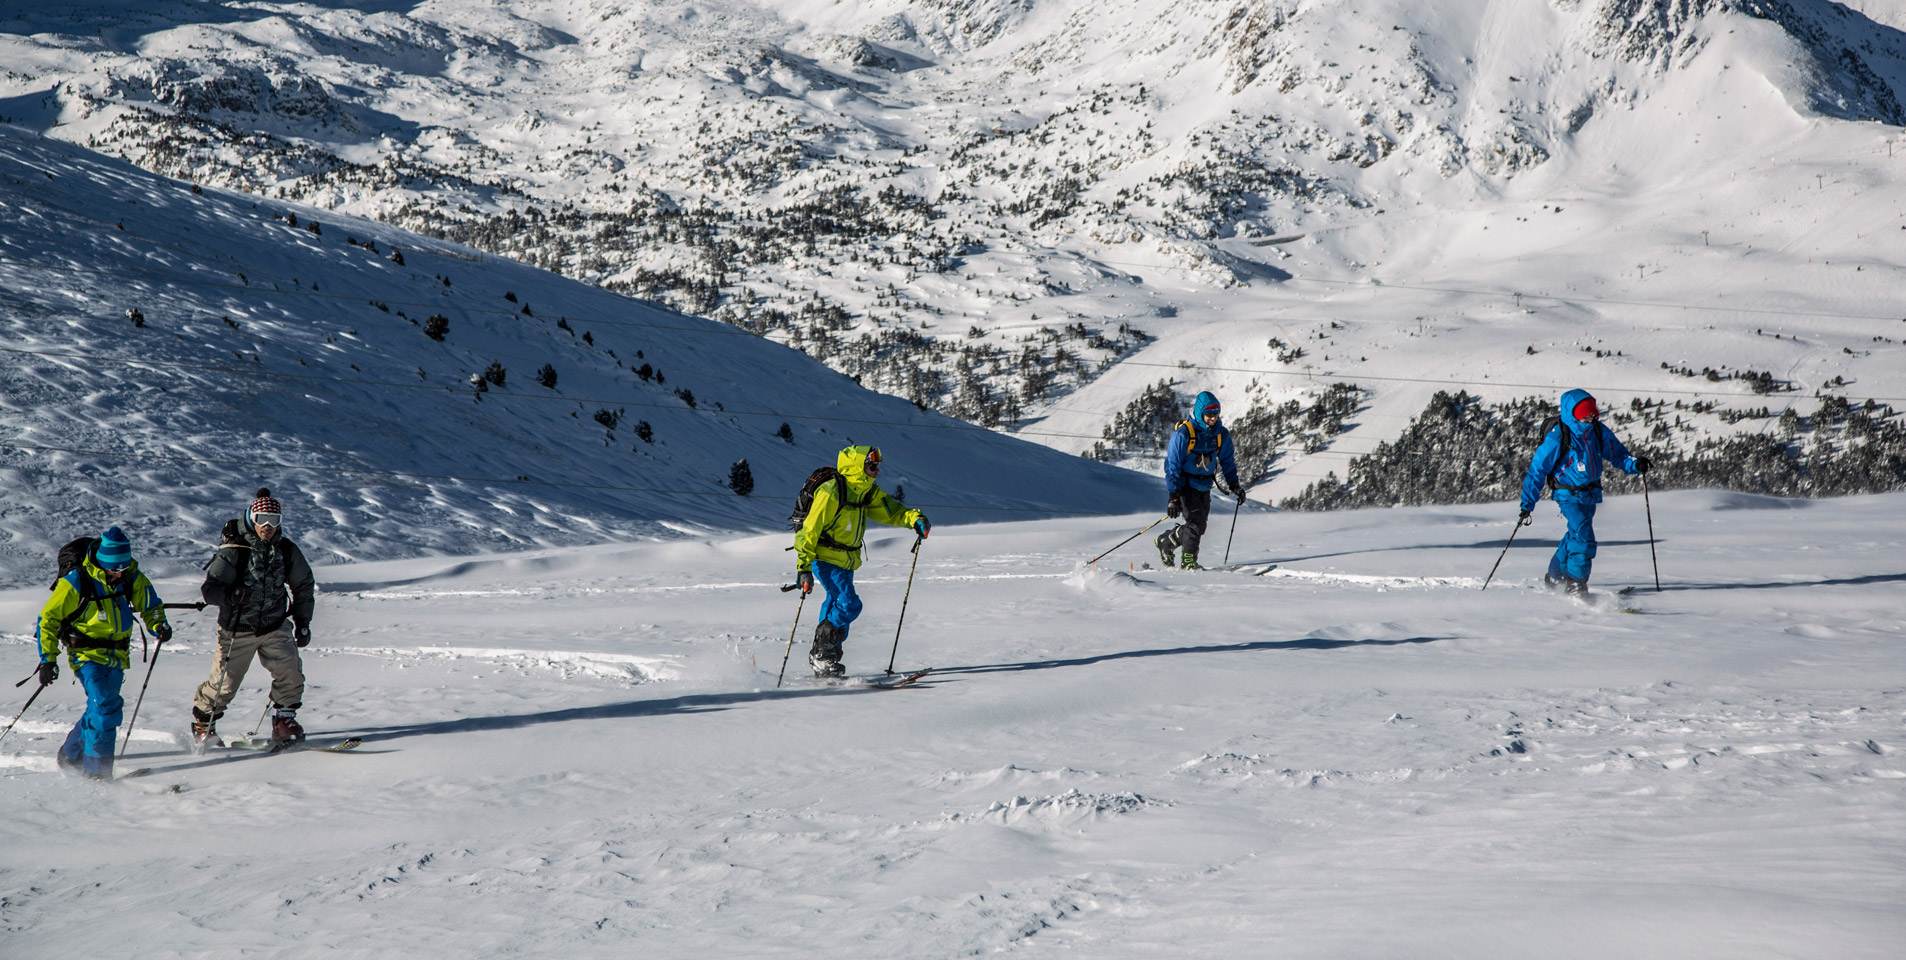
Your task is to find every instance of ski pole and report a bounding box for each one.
[1481,516,1527,591]
[1222,496,1243,566]
[1,676,52,747]
[884,536,924,675]
[161,601,207,610]
[775,588,810,689]
[246,700,271,741]
[1642,473,1661,592]
[118,637,166,759]
[1087,515,1170,566]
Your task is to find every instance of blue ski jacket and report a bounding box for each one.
[1164,391,1241,496]
[1520,388,1640,513]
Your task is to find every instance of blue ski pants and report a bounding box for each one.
[812,560,862,635]
[1548,500,1598,584]
[58,661,125,779]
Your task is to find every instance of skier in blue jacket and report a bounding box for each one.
[1156,391,1245,570]
[1519,389,1651,595]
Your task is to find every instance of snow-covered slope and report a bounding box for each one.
[6,0,1904,501]
[3,490,1902,955]
[0,125,1154,585]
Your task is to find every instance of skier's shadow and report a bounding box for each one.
[338,683,897,742]
[1652,572,1906,592]
[934,635,1449,676]
[1244,538,1656,567]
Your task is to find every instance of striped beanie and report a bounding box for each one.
[95,526,132,570]
[247,487,283,526]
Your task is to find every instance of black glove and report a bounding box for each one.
[1634,456,1652,474]
[154,622,173,643]
[37,661,58,686]
[1167,494,1183,519]
[1234,486,1249,505]
[1517,509,1533,527]
[294,623,311,648]
[913,516,931,539]
[796,570,814,595]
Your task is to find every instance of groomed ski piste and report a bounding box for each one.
[4,490,1902,957]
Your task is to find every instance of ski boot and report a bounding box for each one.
[1563,578,1589,599]
[1180,551,1202,571]
[270,708,305,745]
[808,622,846,678]
[1154,529,1177,568]
[1542,573,1562,591]
[190,708,220,753]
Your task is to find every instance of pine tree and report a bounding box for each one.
[536,364,557,389]
[483,361,507,388]
[424,314,449,341]
[729,459,754,496]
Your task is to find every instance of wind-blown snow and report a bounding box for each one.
[0,124,1153,584]
[3,490,1901,956]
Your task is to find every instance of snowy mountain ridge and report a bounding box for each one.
[0,124,1155,585]
[3,0,1905,505]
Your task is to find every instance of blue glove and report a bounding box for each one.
[154,622,173,643]
[913,516,931,539]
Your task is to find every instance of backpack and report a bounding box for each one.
[1534,416,1605,491]
[788,467,848,531]
[48,536,127,645]
[787,466,874,547]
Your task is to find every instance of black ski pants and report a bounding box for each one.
[1166,488,1213,557]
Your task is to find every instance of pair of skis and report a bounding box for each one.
[120,734,366,780]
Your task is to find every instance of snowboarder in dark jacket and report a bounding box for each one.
[189,488,317,748]
[1518,389,1651,595]
[1156,391,1245,570]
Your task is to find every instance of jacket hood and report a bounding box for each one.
[1190,391,1221,424]
[836,445,878,493]
[1559,388,1595,434]
[80,553,137,586]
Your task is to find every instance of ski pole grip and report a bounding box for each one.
[780,583,800,593]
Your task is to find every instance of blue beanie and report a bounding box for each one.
[95,526,132,570]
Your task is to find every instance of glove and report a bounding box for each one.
[1167,494,1183,519]
[796,570,814,595]
[1234,486,1249,505]
[1517,509,1533,527]
[913,516,931,539]
[37,661,58,686]
[294,623,312,648]
[154,622,173,643]
[1634,456,1652,474]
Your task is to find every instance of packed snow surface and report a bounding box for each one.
[4,490,1902,956]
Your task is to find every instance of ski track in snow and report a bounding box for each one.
[3,492,1904,957]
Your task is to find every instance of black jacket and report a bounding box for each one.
[202,521,316,634]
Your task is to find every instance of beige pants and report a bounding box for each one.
[192,623,305,718]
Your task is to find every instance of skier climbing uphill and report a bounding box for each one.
[1518,389,1651,595]
[190,488,317,748]
[793,446,928,677]
[35,526,171,779]
[1157,391,1245,570]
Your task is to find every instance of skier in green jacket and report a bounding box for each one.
[794,446,927,676]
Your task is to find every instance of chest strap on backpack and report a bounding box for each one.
[1549,480,1603,493]
[816,481,875,552]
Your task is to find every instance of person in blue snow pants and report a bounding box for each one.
[35,525,171,779]
[58,663,126,778]
[813,561,864,634]
[1518,389,1651,594]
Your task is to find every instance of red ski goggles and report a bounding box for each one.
[1572,397,1600,421]
[864,448,882,477]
